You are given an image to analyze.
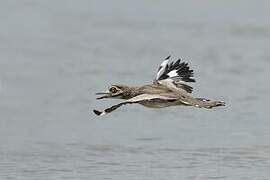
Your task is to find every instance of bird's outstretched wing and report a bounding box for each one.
[155,56,195,93]
[93,94,176,116]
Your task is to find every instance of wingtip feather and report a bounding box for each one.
[93,110,102,116]
[165,55,171,60]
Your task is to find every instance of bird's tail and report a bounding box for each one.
[194,98,225,109]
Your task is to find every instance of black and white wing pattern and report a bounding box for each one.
[93,94,176,116]
[155,56,196,93]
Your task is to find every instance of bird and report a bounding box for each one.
[93,56,225,116]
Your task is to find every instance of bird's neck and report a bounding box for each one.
[122,86,141,99]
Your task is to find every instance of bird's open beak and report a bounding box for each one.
[95,92,111,100]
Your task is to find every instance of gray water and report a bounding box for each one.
[1,0,270,179]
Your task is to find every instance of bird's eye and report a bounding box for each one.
[109,87,118,93]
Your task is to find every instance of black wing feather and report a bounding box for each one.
[158,58,195,83]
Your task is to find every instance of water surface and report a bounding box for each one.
[1,0,270,179]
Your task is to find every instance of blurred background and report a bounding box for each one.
[1,0,270,179]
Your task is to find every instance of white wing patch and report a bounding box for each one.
[167,69,178,78]
[156,55,170,80]
[128,94,176,102]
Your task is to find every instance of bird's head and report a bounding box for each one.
[96,84,132,100]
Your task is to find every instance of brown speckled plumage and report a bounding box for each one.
[94,56,225,116]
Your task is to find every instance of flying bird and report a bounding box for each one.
[94,56,225,116]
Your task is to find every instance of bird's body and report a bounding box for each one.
[94,56,225,116]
